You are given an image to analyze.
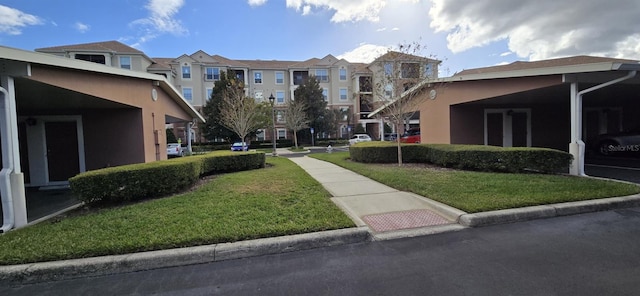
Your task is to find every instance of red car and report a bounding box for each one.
[400,128,420,143]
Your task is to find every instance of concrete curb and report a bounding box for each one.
[459,194,640,227]
[0,227,370,286]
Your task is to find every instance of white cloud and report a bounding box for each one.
[74,22,90,33]
[248,0,268,6]
[286,0,419,23]
[499,51,512,57]
[130,0,187,47]
[337,43,391,63]
[429,0,640,60]
[391,27,399,31]
[376,27,387,32]
[0,5,43,35]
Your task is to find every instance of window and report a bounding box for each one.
[322,88,328,101]
[256,129,265,141]
[182,87,193,101]
[255,90,263,102]
[254,71,262,84]
[276,110,285,123]
[340,107,349,120]
[401,63,420,78]
[339,88,348,101]
[182,65,191,79]
[315,69,329,82]
[276,91,285,104]
[384,83,393,98]
[205,67,220,80]
[119,56,131,69]
[75,54,106,64]
[384,63,393,76]
[275,72,284,84]
[277,129,287,139]
[206,88,213,100]
[339,68,347,81]
[424,63,433,77]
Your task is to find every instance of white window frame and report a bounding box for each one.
[424,63,433,77]
[483,108,532,147]
[339,88,348,101]
[276,91,285,104]
[276,110,285,123]
[339,68,347,81]
[275,71,284,84]
[119,56,131,70]
[182,87,193,101]
[205,67,220,81]
[277,128,287,139]
[315,69,329,82]
[322,88,328,101]
[182,65,191,79]
[256,129,265,141]
[206,88,213,101]
[254,71,263,84]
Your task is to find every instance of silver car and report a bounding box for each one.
[349,134,372,145]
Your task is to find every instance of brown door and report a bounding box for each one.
[486,113,503,146]
[512,112,528,147]
[45,122,79,182]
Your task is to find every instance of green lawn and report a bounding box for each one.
[0,157,354,265]
[311,152,640,213]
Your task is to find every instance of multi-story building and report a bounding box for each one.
[36,41,440,142]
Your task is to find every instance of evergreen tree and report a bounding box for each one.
[293,76,327,142]
[200,71,239,142]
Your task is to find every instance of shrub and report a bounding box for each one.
[69,151,265,204]
[349,143,572,174]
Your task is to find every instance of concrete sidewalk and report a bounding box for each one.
[288,156,467,240]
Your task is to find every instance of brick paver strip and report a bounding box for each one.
[362,209,451,232]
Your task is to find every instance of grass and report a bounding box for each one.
[310,152,640,213]
[0,157,354,265]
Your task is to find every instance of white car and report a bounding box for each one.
[167,143,184,157]
[349,134,372,145]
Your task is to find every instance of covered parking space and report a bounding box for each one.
[1,46,204,231]
[413,56,640,176]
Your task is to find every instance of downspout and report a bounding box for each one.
[571,70,637,176]
[0,86,14,232]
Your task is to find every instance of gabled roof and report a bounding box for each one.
[456,55,639,76]
[35,40,144,55]
[372,51,440,64]
[147,58,174,71]
[210,55,251,68]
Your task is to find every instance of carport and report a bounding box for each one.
[405,56,640,176]
[1,46,204,232]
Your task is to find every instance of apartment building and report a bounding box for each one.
[36,41,440,142]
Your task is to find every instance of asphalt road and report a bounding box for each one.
[5,207,640,295]
[586,156,640,184]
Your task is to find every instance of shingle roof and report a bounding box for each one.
[35,40,143,54]
[236,59,300,69]
[456,55,639,76]
[148,58,174,70]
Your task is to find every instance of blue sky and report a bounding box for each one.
[2,0,639,75]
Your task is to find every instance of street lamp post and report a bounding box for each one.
[268,94,278,157]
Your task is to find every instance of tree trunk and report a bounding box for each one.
[294,130,299,149]
[396,123,403,166]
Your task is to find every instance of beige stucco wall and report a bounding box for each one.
[28,65,195,164]
[418,75,563,144]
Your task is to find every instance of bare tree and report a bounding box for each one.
[284,98,309,149]
[219,79,269,150]
[370,43,442,165]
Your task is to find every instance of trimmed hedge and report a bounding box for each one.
[69,151,265,204]
[350,142,572,173]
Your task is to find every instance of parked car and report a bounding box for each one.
[349,134,372,145]
[400,128,420,143]
[231,142,248,151]
[591,128,640,156]
[384,133,398,141]
[167,143,184,157]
